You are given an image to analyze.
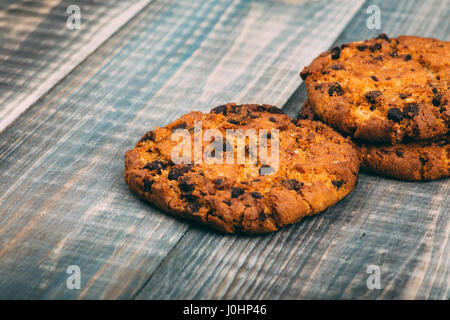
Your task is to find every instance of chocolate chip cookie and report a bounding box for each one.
[297,100,449,181]
[125,103,360,234]
[300,35,450,144]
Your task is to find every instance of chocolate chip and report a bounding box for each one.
[365,90,382,104]
[214,178,224,186]
[332,180,344,190]
[376,33,390,41]
[330,46,341,59]
[181,190,197,201]
[370,75,379,81]
[390,51,398,57]
[419,156,428,165]
[250,192,263,199]
[399,93,410,99]
[395,148,404,157]
[269,117,276,122]
[281,179,303,192]
[432,93,442,107]
[357,45,368,51]
[230,105,243,114]
[179,177,195,192]
[211,104,228,115]
[259,210,267,222]
[300,70,312,80]
[259,165,276,176]
[435,138,448,147]
[222,200,231,206]
[328,82,343,96]
[268,106,284,114]
[369,43,382,52]
[432,88,438,94]
[168,165,191,180]
[227,119,240,125]
[143,179,154,193]
[140,130,155,142]
[373,55,383,61]
[330,64,344,70]
[403,103,419,118]
[250,191,262,199]
[387,108,404,122]
[172,122,187,131]
[257,105,268,112]
[188,200,201,212]
[404,54,412,61]
[144,160,168,174]
[231,187,244,198]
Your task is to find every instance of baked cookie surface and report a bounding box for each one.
[300,35,450,144]
[125,103,360,234]
[297,100,450,181]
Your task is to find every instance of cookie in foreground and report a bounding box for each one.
[125,103,360,234]
[300,34,449,144]
[296,100,449,181]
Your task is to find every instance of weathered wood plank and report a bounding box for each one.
[135,0,450,299]
[0,0,364,299]
[0,0,152,134]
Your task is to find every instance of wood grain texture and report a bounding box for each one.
[136,0,450,300]
[0,0,152,134]
[0,0,448,300]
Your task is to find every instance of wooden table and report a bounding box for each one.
[0,0,448,299]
